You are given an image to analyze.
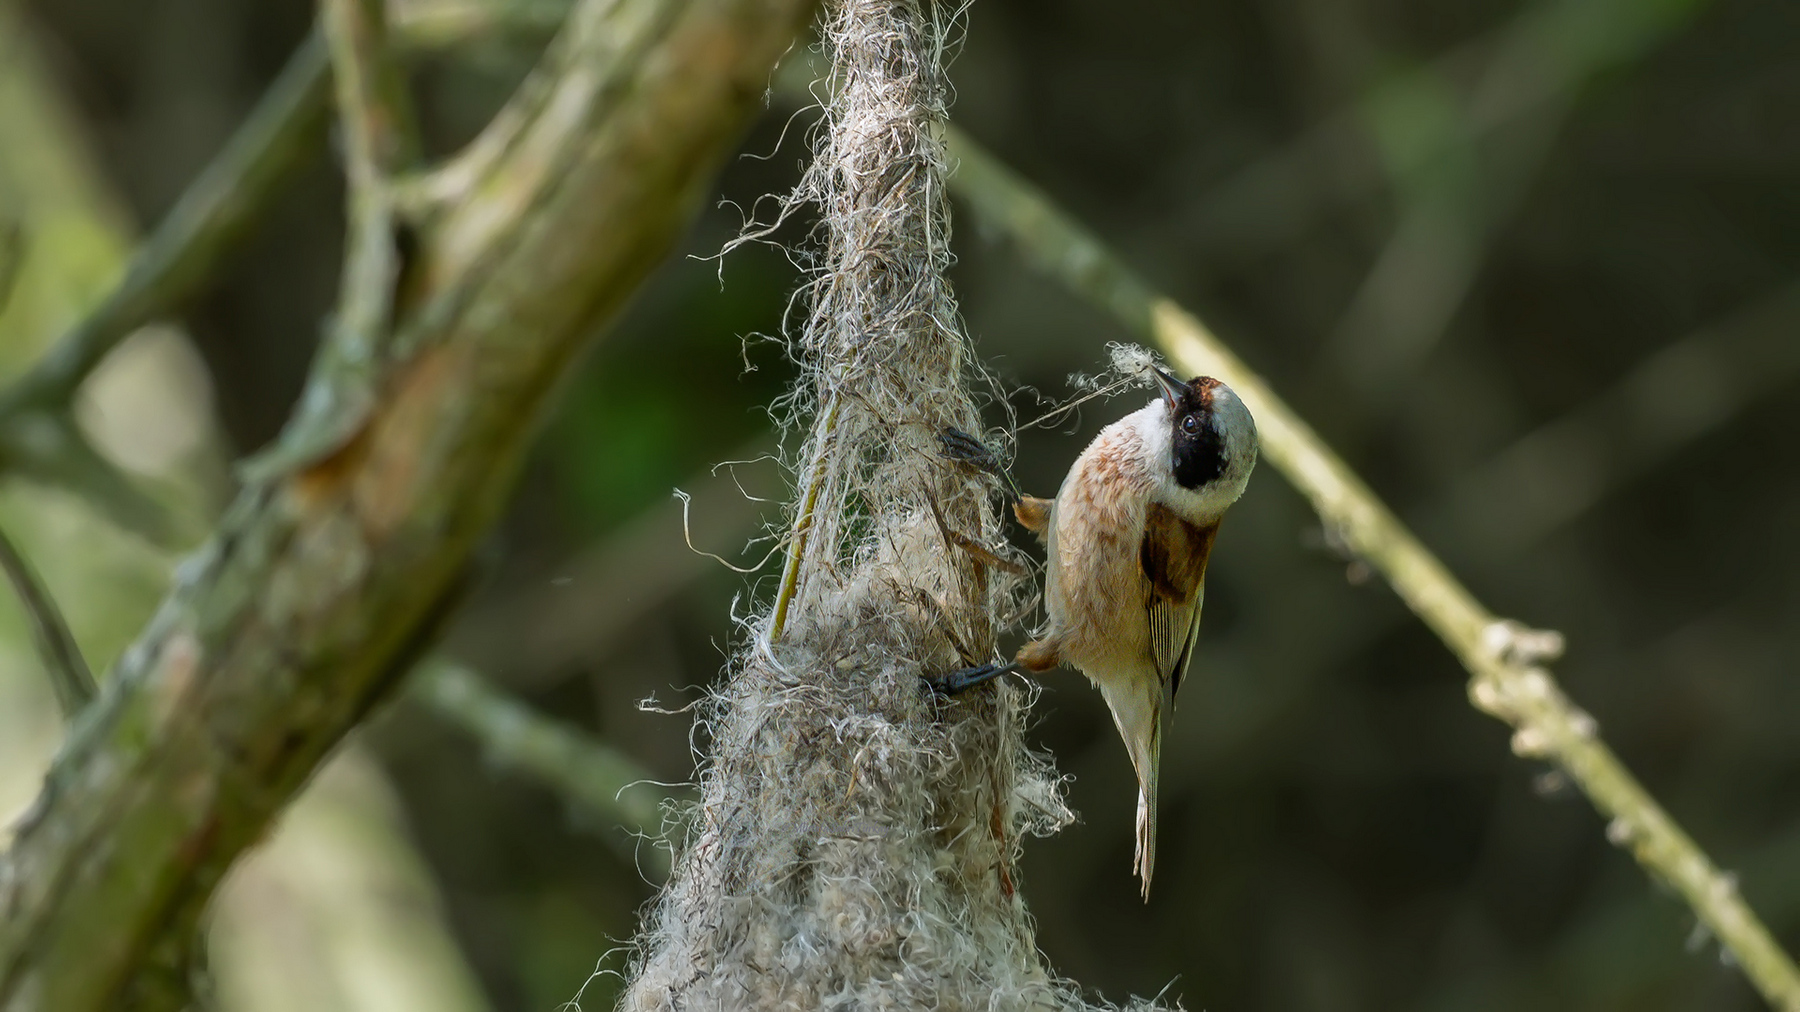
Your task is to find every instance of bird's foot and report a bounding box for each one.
[923,661,1017,695]
[938,426,1001,469]
[937,427,1024,502]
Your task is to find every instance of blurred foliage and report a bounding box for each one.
[545,242,794,535]
[13,0,1800,1009]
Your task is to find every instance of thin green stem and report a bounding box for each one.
[769,391,839,644]
[388,0,572,47]
[0,523,95,718]
[0,223,20,314]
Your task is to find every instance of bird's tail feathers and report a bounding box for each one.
[1103,677,1165,901]
[1133,769,1158,901]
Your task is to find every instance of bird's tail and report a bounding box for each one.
[1103,677,1165,901]
[1132,718,1162,902]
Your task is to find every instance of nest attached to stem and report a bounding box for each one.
[620,3,1171,1008]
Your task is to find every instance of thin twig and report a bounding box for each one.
[0,27,327,541]
[0,32,326,544]
[0,422,179,545]
[943,123,1800,1012]
[0,524,96,718]
[768,390,839,644]
[387,0,571,47]
[0,2,568,510]
[0,0,569,435]
[0,35,330,424]
[323,0,416,352]
[412,661,677,880]
[239,0,421,483]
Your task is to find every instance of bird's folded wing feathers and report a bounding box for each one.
[1140,504,1219,698]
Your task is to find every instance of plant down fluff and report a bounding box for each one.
[618,1,1172,1009]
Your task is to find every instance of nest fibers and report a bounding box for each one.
[618,2,1172,1010]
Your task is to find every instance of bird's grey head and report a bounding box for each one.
[1151,369,1258,515]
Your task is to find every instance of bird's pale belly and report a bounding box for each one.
[1043,500,1152,681]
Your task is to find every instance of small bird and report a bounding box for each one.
[933,369,1258,899]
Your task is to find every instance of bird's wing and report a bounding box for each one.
[1167,585,1204,703]
[1140,504,1219,700]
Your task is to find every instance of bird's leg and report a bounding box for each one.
[923,659,1021,695]
[925,637,1062,696]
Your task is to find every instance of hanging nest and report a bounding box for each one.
[619,2,1172,1008]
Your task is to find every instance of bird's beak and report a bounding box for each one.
[1152,368,1186,409]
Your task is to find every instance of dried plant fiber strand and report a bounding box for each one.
[617,2,1170,1009]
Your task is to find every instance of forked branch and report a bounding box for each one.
[0,2,816,1009]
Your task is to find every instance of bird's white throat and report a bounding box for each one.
[1121,386,1257,524]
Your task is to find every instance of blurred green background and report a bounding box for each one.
[4,0,1799,1009]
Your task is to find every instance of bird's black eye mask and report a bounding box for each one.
[1169,387,1226,490]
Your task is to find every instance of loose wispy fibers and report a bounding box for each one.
[617,1,1172,1008]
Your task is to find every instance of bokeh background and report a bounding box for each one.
[3,0,1799,1009]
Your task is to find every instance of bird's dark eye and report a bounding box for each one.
[1181,414,1200,435]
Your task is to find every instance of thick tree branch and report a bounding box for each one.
[0,1,815,1008]
[943,124,1800,1011]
